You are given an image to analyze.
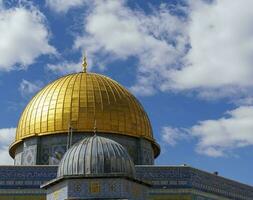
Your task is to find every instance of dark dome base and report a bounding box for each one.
[14,132,155,166]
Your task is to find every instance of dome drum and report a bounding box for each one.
[12,132,157,166]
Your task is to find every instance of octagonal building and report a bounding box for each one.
[1,57,253,200]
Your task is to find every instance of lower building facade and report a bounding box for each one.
[0,165,253,200]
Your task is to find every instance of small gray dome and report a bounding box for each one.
[57,135,135,178]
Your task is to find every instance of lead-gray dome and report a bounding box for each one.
[57,135,136,178]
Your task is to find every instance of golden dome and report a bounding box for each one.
[10,72,159,157]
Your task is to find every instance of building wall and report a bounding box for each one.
[46,178,148,200]
[22,137,38,165]
[1,165,253,200]
[0,165,57,200]
[136,166,253,200]
[0,195,45,200]
[46,181,68,200]
[14,133,154,166]
[14,145,23,165]
[0,189,46,200]
[148,188,230,200]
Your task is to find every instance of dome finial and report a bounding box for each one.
[82,52,88,73]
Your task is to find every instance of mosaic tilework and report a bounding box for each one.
[15,133,155,165]
[1,165,253,200]
[46,177,148,200]
[148,188,232,200]
[136,166,253,200]
[49,145,66,165]
[41,146,50,164]
[22,147,36,165]
[0,195,45,200]
[14,145,23,165]
[0,166,57,189]
[138,138,154,165]
[22,138,38,165]
[47,181,67,200]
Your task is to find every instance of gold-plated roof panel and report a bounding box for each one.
[12,72,158,156]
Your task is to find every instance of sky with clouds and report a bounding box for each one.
[1,0,253,185]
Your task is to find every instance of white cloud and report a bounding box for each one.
[0,128,16,165]
[73,0,188,95]
[163,106,253,157]
[48,0,253,101]
[167,0,253,100]
[82,0,253,100]
[235,97,253,106]
[0,6,56,71]
[47,61,83,75]
[190,106,253,157]
[19,79,42,97]
[166,0,253,95]
[162,126,188,146]
[46,0,86,13]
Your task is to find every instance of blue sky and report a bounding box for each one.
[1,0,253,185]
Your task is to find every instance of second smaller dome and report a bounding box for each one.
[57,135,136,178]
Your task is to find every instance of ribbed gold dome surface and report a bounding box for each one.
[10,72,159,157]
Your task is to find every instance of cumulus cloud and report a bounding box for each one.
[235,97,253,106]
[46,0,253,101]
[191,106,253,157]
[74,0,253,100]
[145,0,253,100]
[45,0,253,158]
[0,6,56,71]
[162,126,188,146]
[47,60,84,75]
[46,0,86,13]
[19,79,43,97]
[0,128,16,165]
[163,106,253,157]
[73,0,188,95]
[168,0,253,93]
